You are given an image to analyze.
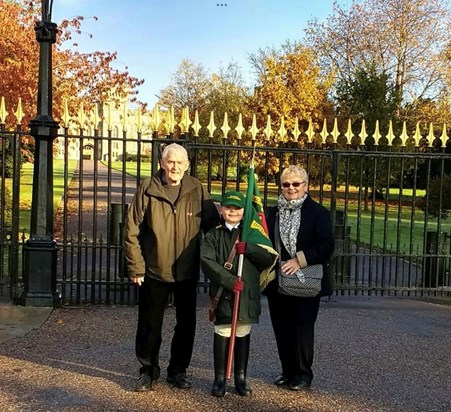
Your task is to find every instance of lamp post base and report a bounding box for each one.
[18,291,61,307]
[19,238,60,307]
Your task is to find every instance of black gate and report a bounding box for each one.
[1,126,450,304]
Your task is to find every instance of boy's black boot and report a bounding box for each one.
[212,333,229,397]
[234,334,251,396]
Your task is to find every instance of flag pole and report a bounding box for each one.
[225,145,257,379]
[225,253,244,379]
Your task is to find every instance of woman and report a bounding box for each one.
[264,165,334,390]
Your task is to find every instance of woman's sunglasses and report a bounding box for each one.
[282,181,305,188]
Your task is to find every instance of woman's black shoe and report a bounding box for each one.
[288,379,311,391]
[274,374,289,386]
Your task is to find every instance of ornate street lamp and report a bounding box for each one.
[19,0,60,306]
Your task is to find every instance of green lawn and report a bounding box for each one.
[18,160,78,232]
[104,161,451,252]
[341,206,449,253]
[102,161,152,179]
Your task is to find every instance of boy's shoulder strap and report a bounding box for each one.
[212,229,240,303]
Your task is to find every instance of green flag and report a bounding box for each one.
[242,166,278,289]
[242,167,271,245]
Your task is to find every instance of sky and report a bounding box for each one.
[52,0,351,108]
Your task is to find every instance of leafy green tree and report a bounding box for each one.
[418,175,451,219]
[336,63,398,133]
[157,59,252,180]
[207,61,251,136]
[203,61,252,180]
[157,59,212,118]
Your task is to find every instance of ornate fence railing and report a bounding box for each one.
[0,104,450,304]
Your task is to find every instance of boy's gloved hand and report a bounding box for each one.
[233,278,244,292]
[236,242,247,254]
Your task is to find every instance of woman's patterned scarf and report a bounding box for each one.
[277,193,307,258]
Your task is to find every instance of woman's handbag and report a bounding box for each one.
[278,262,323,297]
[274,213,323,297]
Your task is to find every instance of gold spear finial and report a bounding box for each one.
[277,117,286,142]
[221,112,231,139]
[180,106,191,134]
[106,103,112,131]
[320,118,329,144]
[426,123,435,147]
[168,105,175,134]
[386,120,395,146]
[152,104,160,132]
[136,107,142,133]
[373,120,381,146]
[0,97,7,124]
[413,122,422,147]
[14,98,24,125]
[207,111,216,138]
[400,121,409,147]
[91,104,100,131]
[358,119,367,145]
[306,119,314,143]
[122,103,128,132]
[236,113,244,140]
[264,115,273,141]
[249,114,259,141]
[77,103,86,130]
[147,112,153,134]
[345,119,353,145]
[293,117,301,142]
[439,123,448,148]
[192,110,201,136]
[331,118,339,144]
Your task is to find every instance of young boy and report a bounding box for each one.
[200,191,276,397]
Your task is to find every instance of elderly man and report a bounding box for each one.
[124,143,219,392]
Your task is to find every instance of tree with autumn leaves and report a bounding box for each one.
[248,41,334,138]
[0,0,144,128]
[156,0,450,185]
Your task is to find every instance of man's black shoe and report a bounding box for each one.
[166,373,192,389]
[135,373,154,392]
[288,379,311,391]
[274,374,289,386]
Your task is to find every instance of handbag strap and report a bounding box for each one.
[274,213,282,256]
[211,229,240,303]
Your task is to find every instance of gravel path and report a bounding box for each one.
[1,294,450,412]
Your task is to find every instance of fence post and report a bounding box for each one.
[424,231,448,288]
[151,133,160,176]
[109,203,129,246]
[333,210,352,286]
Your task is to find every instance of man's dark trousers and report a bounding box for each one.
[136,277,197,380]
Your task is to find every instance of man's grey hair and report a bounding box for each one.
[280,165,309,184]
[161,143,189,162]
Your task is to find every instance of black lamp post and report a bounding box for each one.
[19,0,60,306]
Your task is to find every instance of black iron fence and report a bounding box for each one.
[1,127,450,304]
